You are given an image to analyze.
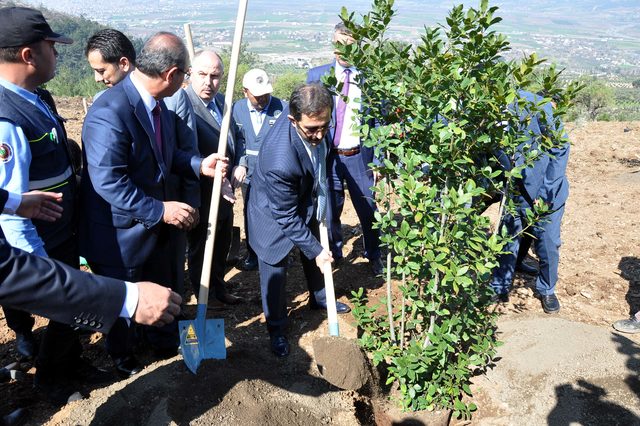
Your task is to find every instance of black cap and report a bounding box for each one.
[0,7,73,48]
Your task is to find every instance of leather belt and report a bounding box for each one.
[332,146,360,157]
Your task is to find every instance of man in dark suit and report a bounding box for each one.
[85,29,200,297]
[307,23,383,276]
[248,83,351,358]
[1,187,182,410]
[1,186,182,330]
[81,33,227,378]
[491,92,570,314]
[233,68,286,271]
[181,50,244,306]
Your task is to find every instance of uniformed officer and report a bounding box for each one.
[232,69,286,271]
[0,6,111,405]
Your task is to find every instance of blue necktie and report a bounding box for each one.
[316,142,328,222]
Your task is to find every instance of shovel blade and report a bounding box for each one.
[179,307,226,375]
[179,319,203,374]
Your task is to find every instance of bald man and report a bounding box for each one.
[80,33,227,378]
[177,50,245,306]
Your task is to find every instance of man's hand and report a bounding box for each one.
[222,178,237,204]
[200,154,229,178]
[315,248,334,274]
[230,165,247,189]
[162,201,197,230]
[16,191,63,222]
[133,282,182,327]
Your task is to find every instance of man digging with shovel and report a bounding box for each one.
[247,83,352,358]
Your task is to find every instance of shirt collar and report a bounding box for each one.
[247,97,271,114]
[334,62,357,79]
[0,78,39,105]
[129,73,157,114]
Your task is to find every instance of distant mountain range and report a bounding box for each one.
[16,0,640,77]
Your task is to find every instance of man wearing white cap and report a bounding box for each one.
[233,69,286,271]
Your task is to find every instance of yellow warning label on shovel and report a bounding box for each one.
[185,324,198,345]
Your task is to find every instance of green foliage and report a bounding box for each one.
[272,70,306,101]
[37,8,144,97]
[218,43,260,101]
[570,77,614,121]
[337,0,578,418]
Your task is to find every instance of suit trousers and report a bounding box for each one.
[257,220,326,337]
[491,195,565,296]
[188,198,233,298]
[241,182,256,259]
[90,228,178,359]
[34,237,83,381]
[327,150,381,261]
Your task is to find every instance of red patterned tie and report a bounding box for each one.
[333,68,351,147]
[152,103,163,154]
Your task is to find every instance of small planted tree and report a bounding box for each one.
[325,0,579,418]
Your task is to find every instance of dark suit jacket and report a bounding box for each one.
[307,61,376,170]
[0,188,124,332]
[247,107,324,265]
[232,96,286,182]
[183,86,245,219]
[80,75,201,268]
[163,88,201,208]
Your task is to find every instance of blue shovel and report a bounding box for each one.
[179,0,248,374]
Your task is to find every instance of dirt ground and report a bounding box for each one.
[0,98,638,425]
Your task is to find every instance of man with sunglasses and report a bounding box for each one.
[248,83,351,358]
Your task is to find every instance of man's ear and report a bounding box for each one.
[21,46,34,66]
[119,57,132,72]
[287,114,295,123]
[165,66,179,83]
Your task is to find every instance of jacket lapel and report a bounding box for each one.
[290,123,314,178]
[125,77,166,177]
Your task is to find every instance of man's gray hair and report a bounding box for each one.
[136,32,188,78]
[289,83,333,121]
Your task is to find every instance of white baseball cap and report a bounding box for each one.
[242,68,273,97]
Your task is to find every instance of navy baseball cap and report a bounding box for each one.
[0,7,73,48]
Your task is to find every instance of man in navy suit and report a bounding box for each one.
[1,187,183,409]
[307,23,383,276]
[248,83,351,358]
[1,187,182,330]
[81,33,227,377]
[491,93,570,314]
[179,50,245,306]
[233,68,286,271]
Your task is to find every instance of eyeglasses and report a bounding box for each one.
[178,68,191,78]
[296,122,334,138]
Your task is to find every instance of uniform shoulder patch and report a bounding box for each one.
[0,143,13,163]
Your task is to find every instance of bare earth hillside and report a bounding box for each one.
[0,97,638,425]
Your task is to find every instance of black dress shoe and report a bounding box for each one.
[310,300,351,314]
[33,377,83,406]
[153,347,178,360]
[114,356,143,379]
[370,258,384,276]
[270,336,290,358]
[217,293,244,305]
[15,332,37,360]
[2,407,27,426]
[516,261,538,275]
[490,292,510,304]
[538,293,560,314]
[239,255,258,271]
[69,358,113,384]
